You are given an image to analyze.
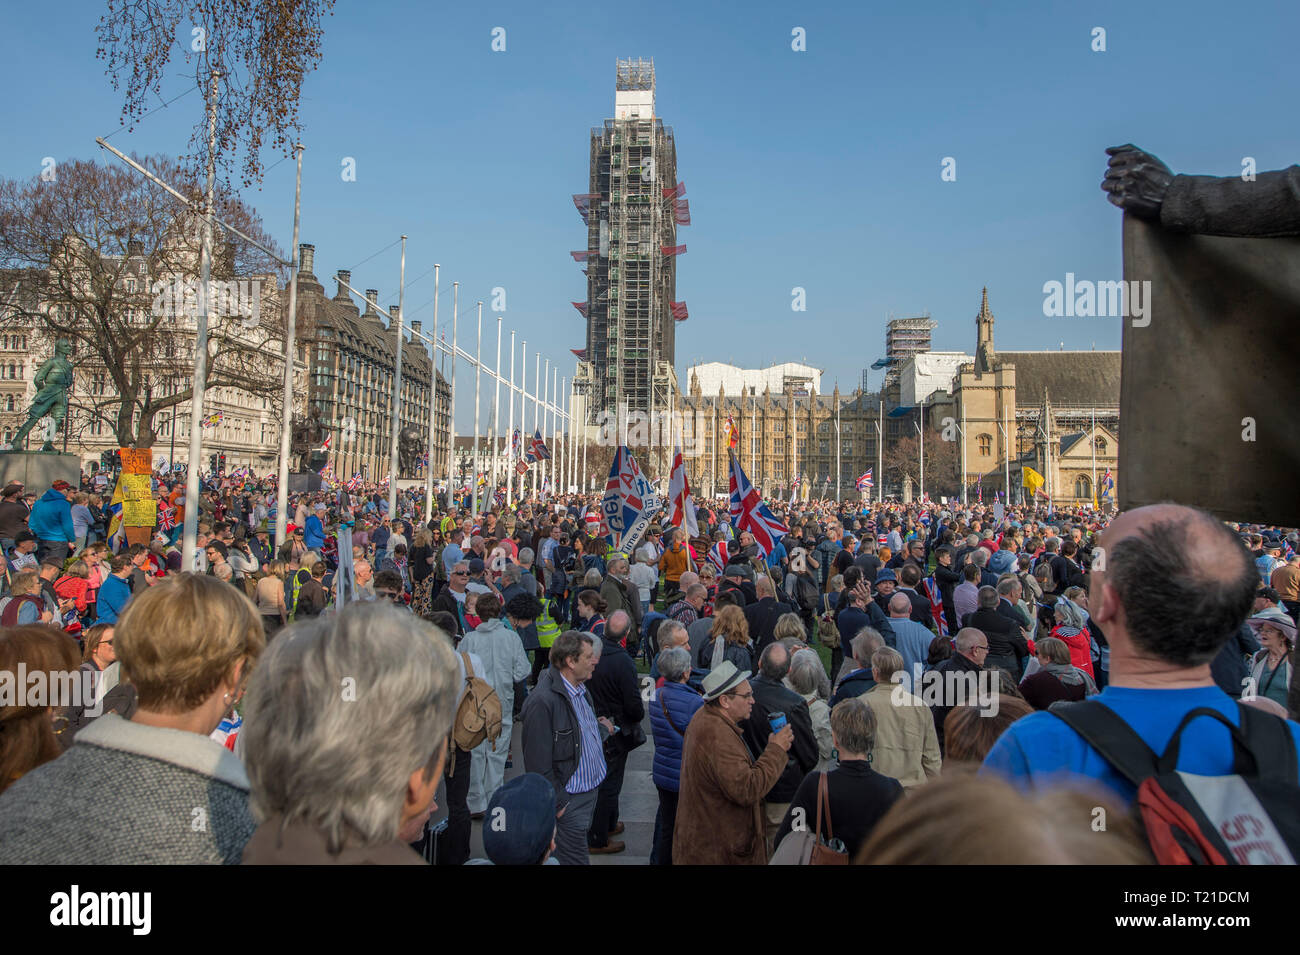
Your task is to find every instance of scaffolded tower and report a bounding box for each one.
[572,58,684,432]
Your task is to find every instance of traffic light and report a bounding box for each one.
[218,453,227,472]
[210,454,219,473]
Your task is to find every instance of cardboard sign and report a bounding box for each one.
[122,500,157,526]
[515,461,529,475]
[120,448,152,474]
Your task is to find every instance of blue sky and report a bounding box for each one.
[4,0,1298,430]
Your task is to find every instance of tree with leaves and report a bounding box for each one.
[96,0,335,189]
[0,155,299,450]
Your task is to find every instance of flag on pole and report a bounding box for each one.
[728,452,788,558]
[856,469,874,491]
[1100,468,1114,499]
[526,429,551,462]
[977,473,984,502]
[512,428,521,458]
[320,433,332,452]
[107,478,125,552]
[157,501,177,531]
[722,415,739,452]
[666,445,699,539]
[1023,467,1046,497]
[600,446,662,555]
[788,474,802,509]
[921,575,950,638]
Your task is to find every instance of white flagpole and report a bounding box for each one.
[387,236,407,518]
[492,315,502,500]
[507,331,516,507]
[471,301,482,519]
[446,283,458,508]
[424,263,439,520]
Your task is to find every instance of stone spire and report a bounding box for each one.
[975,286,995,375]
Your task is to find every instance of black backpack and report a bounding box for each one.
[1050,700,1300,864]
[794,574,820,614]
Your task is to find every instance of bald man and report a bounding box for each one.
[984,504,1300,808]
[743,573,795,658]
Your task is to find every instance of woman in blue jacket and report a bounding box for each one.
[648,646,704,866]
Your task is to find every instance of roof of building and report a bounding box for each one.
[998,351,1120,409]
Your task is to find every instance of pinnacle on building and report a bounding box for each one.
[571,58,686,430]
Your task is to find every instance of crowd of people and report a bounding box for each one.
[2,461,1299,865]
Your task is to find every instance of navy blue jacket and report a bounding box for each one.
[830,668,876,708]
[649,680,705,791]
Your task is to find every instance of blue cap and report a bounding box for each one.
[875,568,897,584]
[482,773,556,865]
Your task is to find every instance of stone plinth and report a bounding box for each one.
[0,452,81,491]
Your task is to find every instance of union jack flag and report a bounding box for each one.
[728,453,787,558]
[1100,468,1114,499]
[707,540,730,573]
[494,487,506,508]
[157,501,177,530]
[856,469,873,491]
[526,429,551,462]
[920,575,949,638]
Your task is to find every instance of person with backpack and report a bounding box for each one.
[984,504,1300,864]
[457,593,530,821]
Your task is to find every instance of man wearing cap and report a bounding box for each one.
[28,480,76,566]
[0,482,29,555]
[304,504,327,551]
[6,530,39,574]
[718,562,758,607]
[674,660,794,865]
[465,773,560,865]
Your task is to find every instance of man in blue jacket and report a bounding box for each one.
[29,479,76,566]
[96,555,134,625]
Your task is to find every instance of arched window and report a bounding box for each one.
[978,433,992,456]
[7,364,14,379]
[4,396,11,411]
[1075,475,1091,499]
[1094,436,1107,453]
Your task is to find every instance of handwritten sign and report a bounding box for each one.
[122,500,158,526]
[121,474,152,499]
[120,448,152,474]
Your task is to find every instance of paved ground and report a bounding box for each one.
[432,707,659,865]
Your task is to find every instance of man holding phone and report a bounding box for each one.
[740,642,819,858]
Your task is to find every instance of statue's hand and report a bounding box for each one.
[1102,144,1173,220]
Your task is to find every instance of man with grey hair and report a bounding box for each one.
[352,559,375,601]
[652,619,701,692]
[521,630,614,865]
[859,646,941,789]
[785,648,833,770]
[599,558,641,637]
[741,641,818,857]
[240,602,460,863]
[931,627,988,755]
[831,628,886,706]
[963,585,1029,679]
[648,645,704,865]
[667,583,707,629]
[517,547,539,597]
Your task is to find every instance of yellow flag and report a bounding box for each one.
[1023,467,1045,497]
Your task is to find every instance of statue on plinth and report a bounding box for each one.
[3,338,73,452]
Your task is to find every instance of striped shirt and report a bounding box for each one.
[561,674,607,795]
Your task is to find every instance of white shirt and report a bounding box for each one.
[629,563,658,602]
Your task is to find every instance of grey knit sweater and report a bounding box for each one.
[0,714,256,864]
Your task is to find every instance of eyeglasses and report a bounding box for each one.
[452,570,469,576]
[725,689,754,700]
[972,645,990,652]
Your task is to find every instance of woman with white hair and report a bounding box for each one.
[786,647,833,770]
[240,602,460,864]
[1047,595,1094,678]
[1245,608,1295,711]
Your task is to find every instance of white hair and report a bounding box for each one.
[241,603,459,852]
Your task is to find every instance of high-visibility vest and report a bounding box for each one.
[535,596,562,648]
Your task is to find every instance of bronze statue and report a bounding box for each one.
[290,405,326,473]
[5,338,73,452]
[398,424,424,477]
[1103,144,1300,236]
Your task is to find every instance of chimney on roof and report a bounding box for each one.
[335,270,351,302]
[363,290,379,316]
[299,244,315,276]
[390,304,400,328]
[411,320,422,337]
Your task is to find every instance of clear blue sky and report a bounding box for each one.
[4,0,1298,431]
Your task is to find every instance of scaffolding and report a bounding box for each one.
[577,58,681,426]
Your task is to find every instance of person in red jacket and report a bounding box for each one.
[1047,594,1094,679]
[54,560,93,633]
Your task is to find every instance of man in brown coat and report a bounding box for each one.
[673,661,793,865]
